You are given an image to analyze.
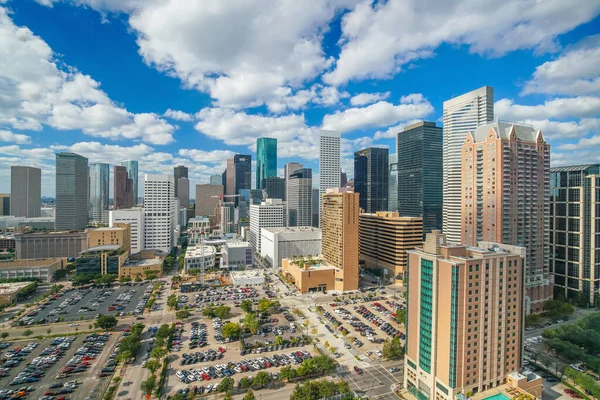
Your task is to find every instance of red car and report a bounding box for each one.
[218,347,226,353]
[202,373,210,381]
[354,366,363,375]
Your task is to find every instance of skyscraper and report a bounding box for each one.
[550,164,600,305]
[114,165,133,210]
[0,194,9,216]
[462,121,551,313]
[249,199,287,254]
[319,130,341,226]
[354,147,389,213]
[176,178,190,208]
[89,163,110,223]
[388,154,398,212]
[10,166,41,217]
[340,171,348,187]
[144,174,175,253]
[121,160,139,205]
[262,177,285,200]
[234,154,252,196]
[220,202,236,234]
[174,165,188,180]
[210,174,222,185]
[311,188,319,228]
[55,152,89,230]
[397,121,443,234]
[284,162,303,202]
[195,184,223,217]
[287,168,312,227]
[443,86,494,243]
[256,137,277,190]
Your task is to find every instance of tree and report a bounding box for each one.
[217,377,234,392]
[202,306,215,318]
[188,268,201,278]
[240,299,253,314]
[53,269,68,280]
[175,309,191,320]
[119,276,132,284]
[155,324,171,341]
[95,274,117,286]
[95,315,118,330]
[144,270,158,281]
[139,374,156,396]
[46,328,52,334]
[239,377,253,389]
[214,305,231,319]
[223,392,233,400]
[395,308,406,324]
[253,371,271,388]
[279,365,297,382]
[222,322,241,340]
[243,312,260,335]
[382,337,404,360]
[145,359,161,374]
[151,347,167,360]
[23,329,33,336]
[543,299,575,319]
[258,298,272,313]
[1,332,8,341]
[116,350,132,363]
[275,335,285,346]
[243,390,256,400]
[526,313,543,327]
[167,294,178,310]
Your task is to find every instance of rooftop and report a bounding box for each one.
[90,227,126,231]
[80,244,122,254]
[185,245,216,258]
[472,121,543,143]
[230,270,265,278]
[550,164,600,173]
[123,258,162,268]
[225,241,251,248]
[262,226,321,233]
[0,259,62,268]
[0,282,31,295]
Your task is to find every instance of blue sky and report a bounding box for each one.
[1,0,599,196]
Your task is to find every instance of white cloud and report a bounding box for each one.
[372,119,423,140]
[0,130,31,144]
[350,91,390,106]
[163,109,194,122]
[0,7,176,145]
[523,35,600,95]
[495,97,600,121]
[519,118,600,140]
[314,86,350,106]
[178,149,235,163]
[324,0,600,85]
[322,93,433,133]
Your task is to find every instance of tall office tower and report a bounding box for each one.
[319,130,341,226]
[550,164,600,305]
[174,165,188,180]
[220,202,236,234]
[443,86,494,243]
[262,177,285,200]
[256,137,277,190]
[397,121,443,233]
[121,160,139,205]
[143,174,175,253]
[340,171,348,187]
[10,166,41,217]
[287,168,312,227]
[234,154,252,195]
[222,169,228,194]
[176,177,190,208]
[88,163,110,223]
[0,194,9,216]
[195,184,223,217]
[388,154,398,212]
[284,162,303,201]
[322,187,359,292]
[354,147,389,213]
[462,122,551,313]
[55,152,89,230]
[210,174,222,186]
[405,231,526,399]
[311,188,320,228]
[359,211,422,282]
[114,166,133,210]
[109,208,145,253]
[249,199,286,254]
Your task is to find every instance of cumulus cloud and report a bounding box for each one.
[350,91,390,106]
[495,97,600,121]
[163,109,194,122]
[178,149,235,163]
[0,130,31,144]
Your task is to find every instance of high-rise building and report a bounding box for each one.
[311,188,319,228]
[143,174,175,253]
[256,137,277,190]
[262,177,285,200]
[89,163,110,223]
[358,211,422,282]
[405,231,526,399]
[550,164,600,305]
[322,187,359,292]
[354,147,389,213]
[174,165,188,180]
[398,121,443,233]
[220,202,236,234]
[121,160,139,205]
[462,121,551,313]
[340,171,348,187]
[443,86,494,243]
[0,194,10,216]
[388,154,398,212]
[287,168,312,227]
[114,166,134,210]
[10,166,41,218]
[284,162,303,202]
[249,199,286,254]
[195,184,223,217]
[320,130,341,226]
[234,154,252,195]
[109,208,144,254]
[210,174,222,186]
[55,152,89,230]
[176,177,190,208]
[222,168,228,194]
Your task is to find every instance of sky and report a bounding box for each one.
[1,0,599,197]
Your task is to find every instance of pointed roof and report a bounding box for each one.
[472,121,542,143]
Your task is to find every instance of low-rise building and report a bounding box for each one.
[281,256,335,293]
[230,270,265,286]
[223,241,253,269]
[120,250,165,279]
[0,258,65,282]
[0,234,15,252]
[14,231,88,260]
[188,217,211,246]
[87,225,131,256]
[184,245,216,273]
[260,226,321,269]
[0,282,32,306]
[76,244,128,276]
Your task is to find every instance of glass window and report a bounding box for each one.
[569,203,580,217]
[568,188,580,202]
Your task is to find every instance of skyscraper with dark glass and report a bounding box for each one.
[397,121,442,234]
[262,176,285,200]
[121,160,139,205]
[256,137,277,190]
[354,147,389,213]
[55,152,89,230]
[89,163,110,223]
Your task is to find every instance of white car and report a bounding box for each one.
[375,350,382,357]
[69,323,79,327]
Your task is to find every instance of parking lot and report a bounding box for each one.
[18,284,152,324]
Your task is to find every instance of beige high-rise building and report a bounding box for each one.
[405,231,526,400]
[195,184,224,218]
[322,187,359,292]
[461,121,551,313]
[358,212,422,283]
[87,224,131,256]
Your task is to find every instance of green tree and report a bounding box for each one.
[95,315,118,330]
[395,308,406,324]
[151,347,167,360]
[253,371,271,388]
[167,294,178,310]
[155,324,171,341]
[223,392,233,400]
[243,390,257,400]
[257,298,272,313]
[526,313,543,327]
[145,359,161,373]
[275,335,285,346]
[382,337,404,360]
[543,299,575,319]
[23,329,33,336]
[216,377,234,392]
[188,268,201,279]
[279,365,297,382]
[222,322,241,340]
[139,374,156,396]
[240,299,253,314]
[46,328,52,334]
[243,312,260,335]
[119,276,132,284]
[53,269,68,280]
[95,274,118,286]
[239,377,253,388]
[144,270,158,281]
[1,332,8,341]
[175,309,191,320]
[214,305,231,319]
[202,306,215,318]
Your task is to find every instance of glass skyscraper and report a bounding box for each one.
[55,152,89,230]
[89,163,110,223]
[388,154,398,212]
[354,147,389,213]
[397,121,442,234]
[256,137,277,190]
[121,160,139,205]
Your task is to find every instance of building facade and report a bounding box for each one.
[354,147,389,213]
[388,154,398,212]
[10,166,41,218]
[550,164,600,305]
[210,174,222,185]
[114,166,134,210]
[144,174,175,253]
[121,160,139,205]
[462,122,551,313]
[262,177,285,200]
[285,162,303,202]
[359,212,422,283]
[176,177,190,208]
[322,187,359,292]
[88,225,131,256]
[89,163,110,224]
[195,184,223,218]
[260,226,321,269]
[249,199,286,254]
[287,168,312,227]
[256,137,277,190]
[220,202,236,234]
[184,245,216,272]
[14,231,88,259]
[312,188,320,228]
[397,121,443,234]
[109,208,145,254]
[188,217,210,246]
[55,152,89,230]
[0,194,9,216]
[223,241,254,269]
[319,130,341,227]
[443,86,494,244]
[405,231,525,400]
[0,259,64,282]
